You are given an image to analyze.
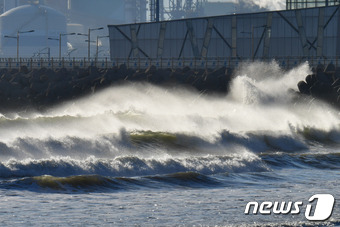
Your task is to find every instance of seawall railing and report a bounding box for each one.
[0,56,338,70]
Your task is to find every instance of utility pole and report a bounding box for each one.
[87,27,104,60]
[5,30,35,60]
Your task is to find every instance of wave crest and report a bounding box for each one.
[0,152,266,179]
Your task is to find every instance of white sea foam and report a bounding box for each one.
[0,150,266,178]
[0,61,338,168]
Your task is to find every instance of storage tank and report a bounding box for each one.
[0,4,67,58]
[4,0,19,12]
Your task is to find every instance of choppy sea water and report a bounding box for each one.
[1,62,340,226]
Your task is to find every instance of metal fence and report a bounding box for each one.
[0,56,338,70]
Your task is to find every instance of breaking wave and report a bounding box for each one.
[0,151,266,179]
[0,61,339,192]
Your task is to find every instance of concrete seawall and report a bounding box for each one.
[0,64,233,111]
[0,61,339,112]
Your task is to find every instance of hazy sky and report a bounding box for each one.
[209,0,286,10]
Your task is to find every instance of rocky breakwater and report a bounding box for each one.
[0,65,233,111]
[297,63,340,108]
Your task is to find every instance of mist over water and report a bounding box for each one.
[1,61,337,139]
[0,61,339,184]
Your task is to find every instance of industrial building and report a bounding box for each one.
[0,4,67,59]
[108,2,340,68]
[0,0,285,59]
[1,0,339,65]
[0,0,149,58]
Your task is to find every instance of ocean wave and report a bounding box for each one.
[12,172,223,192]
[297,126,340,144]
[2,126,338,159]
[30,175,120,191]
[0,127,339,171]
[1,143,339,184]
[0,66,337,145]
[0,152,267,179]
[219,130,309,153]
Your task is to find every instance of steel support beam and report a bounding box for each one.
[114,26,149,59]
[157,22,167,57]
[212,26,232,50]
[317,8,325,57]
[324,6,340,29]
[130,25,140,58]
[186,20,200,58]
[178,30,189,59]
[263,13,272,59]
[337,8,340,56]
[253,26,266,59]
[295,10,309,56]
[201,19,214,58]
[232,16,237,58]
[277,11,316,51]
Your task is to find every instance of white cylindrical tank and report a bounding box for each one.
[4,0,19,12]
[0,4,67,58]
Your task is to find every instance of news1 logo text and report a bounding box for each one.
[244,194,335,221]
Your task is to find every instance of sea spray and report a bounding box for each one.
[1,62,340,227]
[0,61,339,180]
